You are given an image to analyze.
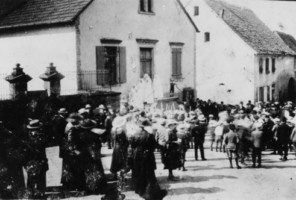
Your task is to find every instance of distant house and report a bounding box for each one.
[181,0,296,104]
[0,0,198,102]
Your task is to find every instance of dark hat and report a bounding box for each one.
[67,113,82,123]
[138,119,151,127]
[80,119,97,129]
[27,119,43,129]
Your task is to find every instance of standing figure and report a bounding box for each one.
[164,120,182,181]
[176,123,190,171]
[191,115,208,161]
[52,108,68,147]
[61,113,85,196]
[131,120,167,200]
[0,122,26,199]
[251,122,264,168]
[79,119,107,194]
[290,124,296,158]
[277,117,291,161]
[224,124,241,169]
[208,114,218,151]
[24,120,48,199]
[110,127,129,180]
[215,122,224,152]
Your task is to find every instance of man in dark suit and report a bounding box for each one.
[191,115,207,161]
[276,117,291,161]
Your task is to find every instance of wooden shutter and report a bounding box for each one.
[119,47,126,83]
[96,46,105,85]
[177,48,182,76]
[172,48,178,77]
[172,48,182,77]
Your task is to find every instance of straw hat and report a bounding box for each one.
[166,119,178,127]
[98,104,105,109]
[85,104,91,109]
[58,108,67,114]
[198,115,206,122]
[27,119,43,130]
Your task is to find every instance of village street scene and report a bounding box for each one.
[1,0,296,199]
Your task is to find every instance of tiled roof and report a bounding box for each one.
[276,31,296,54]
[0,0,93,30]
[205,0,295,55]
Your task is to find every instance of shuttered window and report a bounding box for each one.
[259,87,264,102]
[96,46,126,85]
[272,58,276,73]
[205,32,210,42]
[267,86,270,101]
[259,57,263,74]
[139,0,153,13]
[266,58,270,74]
[172,48,182,78]
[194,6,199,16]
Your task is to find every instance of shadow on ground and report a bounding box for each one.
[168,186,224,195]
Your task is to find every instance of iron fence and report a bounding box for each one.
[0,70,115,100]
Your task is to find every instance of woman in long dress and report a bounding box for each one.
[78,119,107,194]
[164,120,182,181]
[131,119,166,200]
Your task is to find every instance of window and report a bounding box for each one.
[205,32,210,42]
[139,0,153,13]
[272,58,276,73]
[265,58,270,74]
[259,87,264,102]
[172,48,182,78]
[259,58,263,74]
[140,48,153,78]
[267,86,270,101]
[96,46,126,85]
[272,83,275,101]
[194,6,199,16]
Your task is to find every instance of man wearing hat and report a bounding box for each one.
[94,104,107,130]
[52,108,68,147]
[276,117,291,161]
[24,120,48,199]
[191,115,208,161]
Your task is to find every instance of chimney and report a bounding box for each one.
[219,9,224,18]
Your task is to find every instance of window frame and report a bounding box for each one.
[204,32,210,42]
[96,45,126,85]
[265,58,270,74]
[140,47,154,79]
[259,57,263,74]
[194,6,199,16]
[139,0,154,15]
[272,58,276,73]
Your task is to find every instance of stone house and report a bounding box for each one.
[181,0,296,104]
[0,0,198,102]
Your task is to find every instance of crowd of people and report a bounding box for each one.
[1,98,296,199]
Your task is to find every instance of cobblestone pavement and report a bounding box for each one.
[46,142,296,200]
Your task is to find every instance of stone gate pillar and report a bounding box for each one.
[39,63,64,97]
[5,64,32,100]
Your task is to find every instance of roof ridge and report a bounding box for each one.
[205,0,295,55]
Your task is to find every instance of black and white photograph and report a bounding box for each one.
[0,0,296,199]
